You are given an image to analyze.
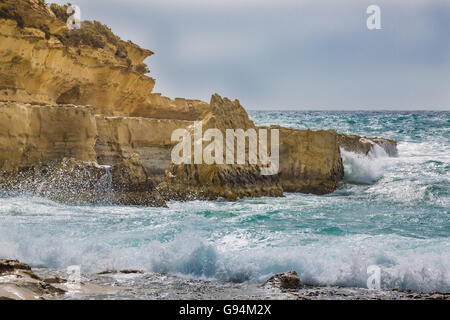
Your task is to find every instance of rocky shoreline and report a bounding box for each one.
[0,1,398,205]
[1,259,448,300]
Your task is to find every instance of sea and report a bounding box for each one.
[1,111,449,298]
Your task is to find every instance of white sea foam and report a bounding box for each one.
[0,219,448,292]
[341,144,391,184]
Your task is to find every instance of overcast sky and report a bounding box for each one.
[52,0,450,110]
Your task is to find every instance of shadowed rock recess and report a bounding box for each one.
[0,0,397,206]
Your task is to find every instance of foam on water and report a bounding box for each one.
[341,144,391,184]
[0,111,449,293]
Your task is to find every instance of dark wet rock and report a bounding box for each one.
[97,269,144,275]
[263,271,303,290]
[43,277,67,284]
[0,259,32,274]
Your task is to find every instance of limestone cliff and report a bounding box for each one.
[95,115,193,189]
[274,127,344,194]
[160,94,284,201]
[0,0,398,206]
[0,102,165,206]
[0,1,155,116]
[130,94,211,121]
[0,101,97,171]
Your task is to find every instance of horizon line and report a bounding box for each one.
[245,108,450,112]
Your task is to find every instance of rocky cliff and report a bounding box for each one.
[160,94,284,201]
[0,1,154,116]
[0,102,97,171]
[0,0,397,206]
[0,102,165,206]
[275,127,344,194]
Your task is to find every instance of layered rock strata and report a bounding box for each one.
[274,127,344,194]
[0,1,398,205]
[160,94,284,201]
[0,102,165,206]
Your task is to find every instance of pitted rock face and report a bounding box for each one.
[0,1,154,116]
[162,94,284,201]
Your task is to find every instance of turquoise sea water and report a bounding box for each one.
[0,111,449,292]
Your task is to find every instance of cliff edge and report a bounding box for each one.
[0,0,397,205]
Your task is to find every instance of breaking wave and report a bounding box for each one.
[0,194,448,292]
[341,144,392,184]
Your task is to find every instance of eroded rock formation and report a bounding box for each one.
[0,1,154,116]
[275,127,344,194]
[338,133,398,157]
[160,94,284,201]
[0,102,165,206]
[0,0,398,206]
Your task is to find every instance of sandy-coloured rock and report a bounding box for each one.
[0,102,165,206]
[268,126,344,195]
[0,2,155,116]
[130,94,211,121]
[0,259,65,300]
[0,102,97,172]
[338,133,398,156]
[0,258,127,300]
[161,94,284,201]
[95,115,194,181]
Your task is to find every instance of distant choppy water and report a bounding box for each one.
[0,111,449,293]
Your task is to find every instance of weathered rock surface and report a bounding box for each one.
[0,259,65,300]
[272,126,344,194]
[130,94,211,121]
[0,1,399,204]
[263,271,304,290]
[0,1,154,116]
[338,133,398,157]
[95,115,193,181]
[0,102,97,172]
[161,94,284,201]
[0,102,166,206]
[0,259,126,300]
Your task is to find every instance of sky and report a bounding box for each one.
[51,0,450,110]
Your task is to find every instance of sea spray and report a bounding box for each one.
[94,165,113,204]
[341,144,391,184]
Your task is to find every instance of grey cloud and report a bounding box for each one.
[51,0,450,110]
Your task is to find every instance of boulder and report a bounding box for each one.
[263,271,303,290]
